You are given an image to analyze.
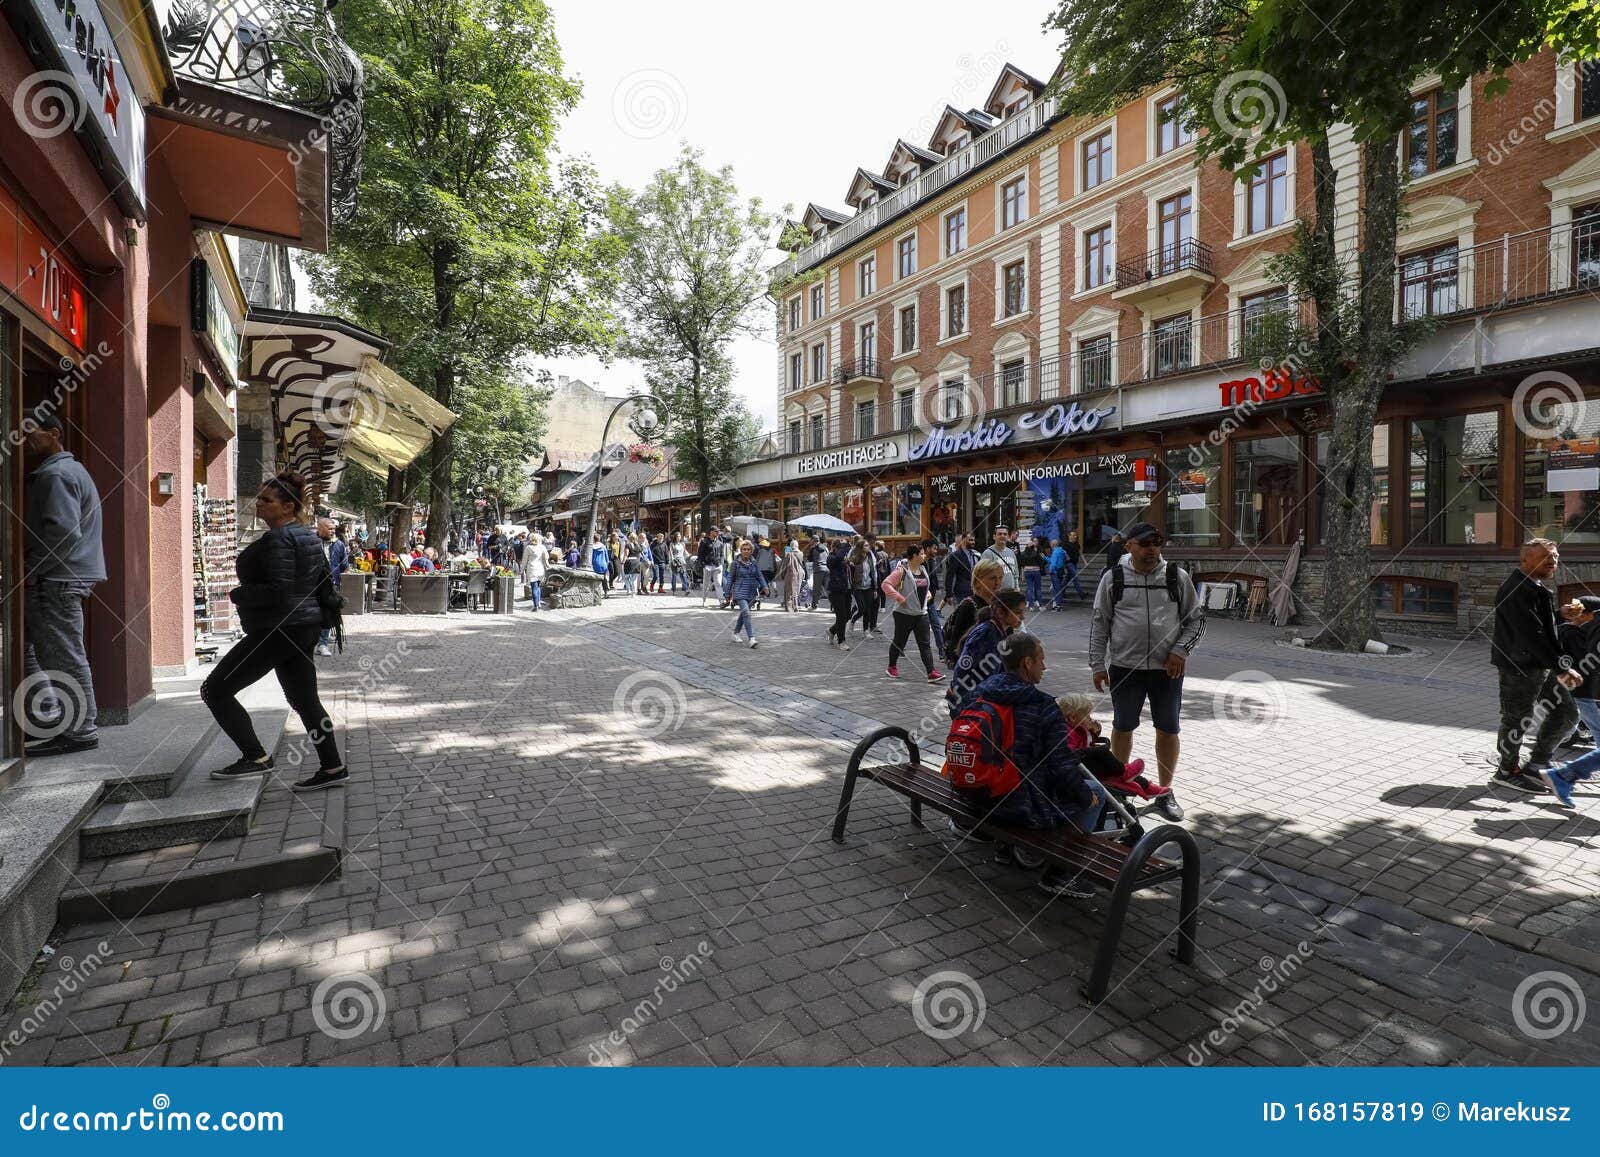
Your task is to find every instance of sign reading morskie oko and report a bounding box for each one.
[0,184,88,351]
[908,400,1118,463]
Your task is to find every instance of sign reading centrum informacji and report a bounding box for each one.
[794,438,901,476]
[908,400,1117,463]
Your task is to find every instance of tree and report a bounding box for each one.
[307,0,618,551]
[1045,0,1600,650]
[609,147,781,527]
[449,370,553,532]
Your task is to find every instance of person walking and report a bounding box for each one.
[870,537,892,627]
[1088,522,1203,821]
[825,538,853,650]
[589,535,611,593]
[755,538,777,609]
[881,543,944,683]
[20,406,105,755]
[848,537,881,636]
[1018,537,1045,610]
[923,540,948,656]
[204,471,347,791]
[724,540,769,647]
[622,535,641,595]
[314,517,348,655]
[651,533,668,593]
[669,533,689,594]
[520,531,547,610]
[1491,538,1579,793]
[1104,530,1127,575]
[777,540,804,611]
[806,537,829,609]
[944,532,975,608]
[980,526,1019,591]
[1063,531,1086,601]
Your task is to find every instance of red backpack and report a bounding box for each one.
[942,698,1021,795]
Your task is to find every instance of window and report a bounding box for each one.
[948,133,970,154]
[1232,435,1303,546]
[1158,192,1193,271]
[898,304,917,353]
[898,234,917,278]
[809,413,826,451]
[788,298,800,331]
[1002,261,1025,317]
[1082,130,1112,189]
[897,388,915,430]
[810,342,827,383]
[823,487,864,525]
[1372,578,1457,618]
[1400,244,1459,318]
[892,482,923,537]
[944,208,966,257]
[940,378,965,422]
[870,485,895,537]
[945,285,966,337]
[1317,426,1390,545]
[1001,177,1027,229]
[1165,443,1220,547]
[858,321,877,375]
[1405,88,1458,177]
[1248,153,1288,234]
[810,283,825,320]
[1004,94,1032,117]
[1523,401,1600,543]
[1240,288,1291,358]
[1084,225,1112,289]
[787,420,802,454]
[789,352,803,392]
[1583,60,1600,122]
[1151,313,1193,376]
[1156,95,1192,155]
[999,358,1026,407]
[1408,411,1499,545]
[859,256,876,297]
[856,400,875,441]
[1574,201,1600,290]
[860,192,877,210]
[1079,334,1112,391]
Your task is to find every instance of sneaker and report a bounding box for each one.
[292,766,349,791]
[1124,757,1146,776]
[927,670,945,683]
[314,643,333,657]
[1152,790,1186,821]
[1565,729,1595,750]
[947,816,992,843]
[211,755,274,780]
[748,638,758,649]
[992,842,1017,866]
[836,642,851,652]
[731,630,741,643]
[1539,766,1576,807]
[870,629,884,637]
[1038,869,1094,899]
[886,665,900,679]
[23,733,99,758]
[1490,768,1547,794]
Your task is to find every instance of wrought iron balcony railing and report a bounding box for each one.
[832,357,882,384]
[1114,239,1214,291]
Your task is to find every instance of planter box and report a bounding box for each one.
[398,573,449,615]
[492,574,517,613]
[339,571,368,614]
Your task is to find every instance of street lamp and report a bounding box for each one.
[584,391,668,554]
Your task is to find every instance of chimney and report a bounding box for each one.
[557,374,569,389]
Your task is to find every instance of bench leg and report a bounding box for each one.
[1082,822,1201,1002]
[834,726,917,844]
[1084,871,1140,1003]
[1172,828,1201,966]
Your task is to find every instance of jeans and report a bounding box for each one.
[201,626,340,770]
[888,613,936,673]
[671,564,686,591]
[623,571,638,593]
[828,589,853,643]
[1549,698,1600,781]
[851,589,878,632]
[25,581,98,740]
[527,580,542,610]
[1065,779,1110,835]
[732,598,755,640]
[927,602,946,656]
[653,562,666,589]
[1024,570,1042,605]
[1496,667,1578,772]
[703,565,723,605]
[1050,569,1083,606]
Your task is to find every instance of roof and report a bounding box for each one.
[927,104,998,152]
[563,456,666,504]
[536,446,594,474]
[845,168,895,208]
[803,203,851,230]
[983,63,1046,118]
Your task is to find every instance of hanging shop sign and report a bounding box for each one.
[191,260,240,386]
[1546,438,1600,493]
[908,400,1118,463]
[0,183,88,351]
[7,0,148,218]
[793,437,901,476]
[1218,367,1321,408]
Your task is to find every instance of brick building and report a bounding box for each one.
[647,50,1600,634]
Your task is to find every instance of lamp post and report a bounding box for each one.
[584,392,668,554]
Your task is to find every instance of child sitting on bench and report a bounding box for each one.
[1056,692,1175,814]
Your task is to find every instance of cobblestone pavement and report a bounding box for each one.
[4,592,1597,1067]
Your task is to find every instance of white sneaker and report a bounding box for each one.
[749,638,759,648]
[314,643,333,656]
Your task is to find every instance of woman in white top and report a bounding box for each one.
[520,534,548,610]
[880,542,945,683]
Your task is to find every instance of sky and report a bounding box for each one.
[539,0,1063,432]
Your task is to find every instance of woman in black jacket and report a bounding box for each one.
[826,539,854,649]
[203,471,346,791]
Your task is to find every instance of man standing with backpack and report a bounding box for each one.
[1088,522,1202,821]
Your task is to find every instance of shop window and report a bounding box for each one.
[894,482,924,537]
[1232,435,1302,546]
[1079,334,1112,391]
[1522,400,1600,543]
[1317,425,1390,546]
[1151,313,1192,376]
[755,497,779,525]
[1400,244,1458,318]
[1408,411,1499,545]
[1405,87,1458,177]
[928,476,960,543]
[1165,444,1221,547]
[1574,201,1600,290]
[823,487,864,529]
[870,485,895,537]
[1372,577,1457,619]
[784,493,820,523]
[1583,60,1600,122]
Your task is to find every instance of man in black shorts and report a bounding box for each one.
[1088,521,1203,820]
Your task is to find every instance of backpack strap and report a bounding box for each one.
[1111,562,1124,604]
[1165,562,1184,603]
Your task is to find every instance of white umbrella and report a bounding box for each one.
[787,513,858,534]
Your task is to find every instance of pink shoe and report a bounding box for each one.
[927,670,945,682]
[886,666,900,679]
[1125,758,1145,777]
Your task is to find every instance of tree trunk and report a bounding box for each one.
[386,464,412,546]
[1311,135,1403,651]
[425,242,457,552]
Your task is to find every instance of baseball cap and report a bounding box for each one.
[1577,595,1600,614]
[1121,521,1163,544]
[26,405,63,432]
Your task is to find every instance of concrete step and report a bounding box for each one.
[78,706,290,859]
[20,692,219,803]
[0,781,102,1005]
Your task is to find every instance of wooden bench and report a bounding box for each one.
[832,726,1200,1003]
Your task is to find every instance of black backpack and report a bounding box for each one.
[1110,561,1185,606]
[316,557,345,652]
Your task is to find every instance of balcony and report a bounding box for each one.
[1112,240,1215,304]
[833,358,883,385]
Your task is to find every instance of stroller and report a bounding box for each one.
[1002,740,1173,868]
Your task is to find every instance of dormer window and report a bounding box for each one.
[1004,95,1031,117]
[948,134,970,155]
[860,193,876,210]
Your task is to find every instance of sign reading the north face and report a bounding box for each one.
[908,401,1118,463]
[795,439,900,475]
[1218,368,1321,408]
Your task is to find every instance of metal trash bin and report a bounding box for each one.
[492,574,516,613]
[340,570,368,614]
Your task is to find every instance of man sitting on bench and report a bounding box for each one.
[948,631,1108,899]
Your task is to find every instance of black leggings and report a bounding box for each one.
[888,613,935,672]
[201,626,341,770]
[851,589,878,631]
[828,589,853,643]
